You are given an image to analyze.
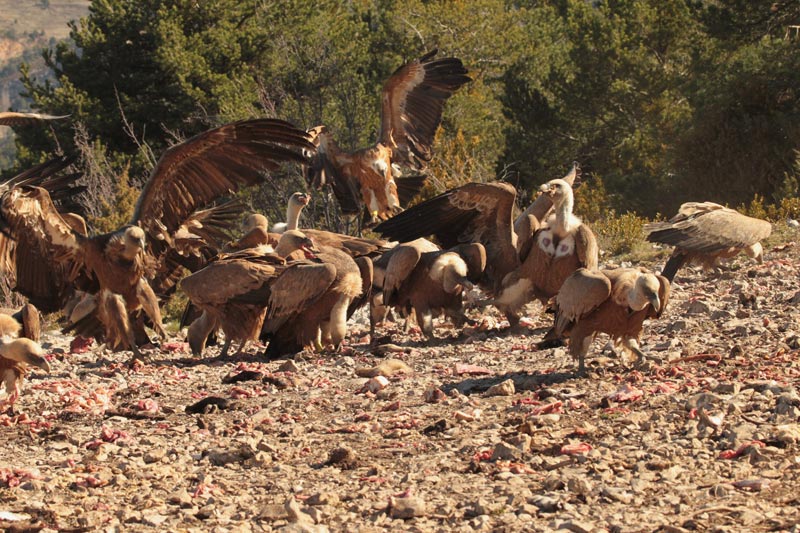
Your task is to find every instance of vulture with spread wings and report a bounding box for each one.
[305,50,471,224]
[0,119,312,360]
[375,164,593,327]
[645,202,772,281]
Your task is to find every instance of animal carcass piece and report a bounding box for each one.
[305,50,471,224]
[0,119,312,360]
[645,202,772,281]
[554,268,670,375]
[381,241,486,338]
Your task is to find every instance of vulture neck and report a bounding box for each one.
[551,193,578,238]
[285,202,303,231]
[273,240,301,258]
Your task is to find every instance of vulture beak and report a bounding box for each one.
[301,239,319,259]
[300,194,311,206]
[27,353,51,373]
[539,183,555,197]
[648,294,661,311]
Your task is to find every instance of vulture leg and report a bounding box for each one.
[623,337,652,367]
[537,327,567,349]
[136,279,166,340]
[187,311,217,356]
[98,290,143,359]
[233,341,246,357]
[419,308,435,339]
[403,309,416,334]
[219,338,232,358]
[329,296,352,348]
[571,335,593,377]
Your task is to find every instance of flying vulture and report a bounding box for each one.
[645,202,772,281]
[180,230,321,357]
[381,241,486,338]
[305,50,471,224]
[554,268,670,375]
[375,165,594,326]
[0,119,312,359]
[0,111,69,129]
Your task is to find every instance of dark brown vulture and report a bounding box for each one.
[0,111,69,129]
[180,230,321,357]
[375,166,595,327]
[645,202,772,282]
[381,241,486,338]
[305,50,471,224]
[554,268,670,375]
[0,119,312,360]
[262,239,371,358]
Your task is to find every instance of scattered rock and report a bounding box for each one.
[485,379,515,397]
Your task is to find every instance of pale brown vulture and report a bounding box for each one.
[375,166,595,326]
[0,119,312,359]
[554,268,670,375]
[305,50,471,223]
[0,111,69,128]
[180,230,321,357]
[381,241,486,338]
[645,202,772,281]
[0,313,50,406]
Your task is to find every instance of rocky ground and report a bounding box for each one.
[0,232,799,533]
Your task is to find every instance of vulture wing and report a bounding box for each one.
[179,252,285,307]
[0,186,84,312]
[303,229,390,258]
[304,126,362,215]
[132,119,312,242]
[645,203,772,254]
[554,268,611,335]
[383,243,423,304]
[0,111,70,128]
[375,182,518,288]
[379,50,471,168]
[265,262,337,321]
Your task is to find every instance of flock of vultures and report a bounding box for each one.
[0,51,773,407]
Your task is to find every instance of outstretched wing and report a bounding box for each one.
[645,203,771,254]
[304,126,362,215]
[375,182,518,288]
[554,268,611,335]
[0,111,70,128]
[379,50,471,168]
[0,186,84,312]
[132,119,312,241]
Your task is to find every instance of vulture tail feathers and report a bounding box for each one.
[660,252,688,283]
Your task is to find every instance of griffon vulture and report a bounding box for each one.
[645,202,772,281]
[0,119,312,359]
[305,50,471,223]
[381,242,486,338]
[271,192,311,233]
[262,241,370,358]
[375,166,594,326]
[0,313,50,406]
[180,230,321,357]
[554,268,670,375]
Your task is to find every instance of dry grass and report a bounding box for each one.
[0,1,89,41]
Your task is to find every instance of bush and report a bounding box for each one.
[592,210,649,257]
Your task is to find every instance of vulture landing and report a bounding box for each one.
[305,50,470,224]
[645,202,772,282]
[0,119,312,360]
[554,268,670,375]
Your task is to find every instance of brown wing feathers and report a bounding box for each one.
[133,119,312,239]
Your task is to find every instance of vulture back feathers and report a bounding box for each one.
[646,202,772,281]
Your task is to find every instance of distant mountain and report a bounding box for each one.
[0,1,90,167]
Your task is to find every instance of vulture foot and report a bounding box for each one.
[537,337,566,350]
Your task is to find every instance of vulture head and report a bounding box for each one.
[539,179,574,208]
[243,214,269,233]
[122,226,146,260]
[630,273,662,313]
[291,192,311,207]
[1,338,50,373]
[745,242,764,263]
[275,230,318,259]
